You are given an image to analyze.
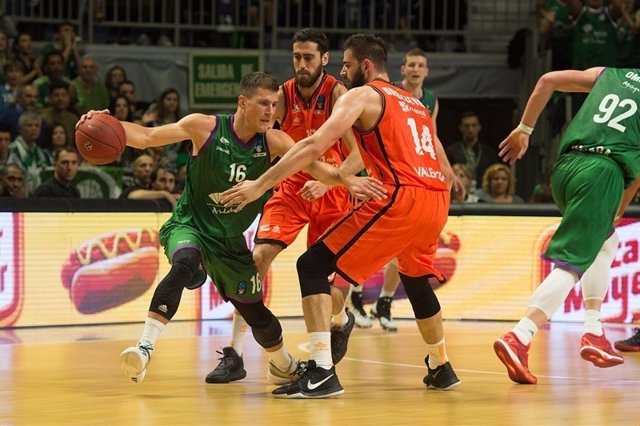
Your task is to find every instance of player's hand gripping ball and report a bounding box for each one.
[75,113,126,165]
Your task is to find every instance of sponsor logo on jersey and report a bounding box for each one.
[622,80,640,94]
[413,166,445,182]
[216,146,230,155]
[236,280,247,295]
[292,102,301,112]
[253,140,267,157]
[314,95,325,114]
[292,116,302,126]
[382,86,427,117]
[219,136,230,145]
[259,224,270,232]
[207,192,236,214]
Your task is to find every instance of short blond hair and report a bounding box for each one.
[481,163,516,196]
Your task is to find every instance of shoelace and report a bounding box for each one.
[137,343,153,359]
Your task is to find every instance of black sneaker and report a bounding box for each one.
[331,310,355,364]
[614,328,640,352]
[423,356,461,390]
[272,360,344,398]
[370,296,398,332]
[205,347,247,383]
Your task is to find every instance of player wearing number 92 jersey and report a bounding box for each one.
[321,79,450,284]
[543,67,640,274]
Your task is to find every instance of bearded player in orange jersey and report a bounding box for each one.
[205,28,365,384]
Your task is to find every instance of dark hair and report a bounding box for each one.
[48,79,70,93]
[109,95,134,122]
[43,50,64,66]
[0,123,11,134]
[239,72,278,98]
[460,110,480,122]
[155,88,181,122]
[53,146,78,162]
[292,28,330,55]
[43,122,69,151]
[105,65,127,90]
[150,166,176,183]
[343,33,388,71]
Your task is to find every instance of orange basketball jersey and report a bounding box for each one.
[357,79,449,191]
[280,73,347,187]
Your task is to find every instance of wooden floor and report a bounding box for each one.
[1,318,639,425]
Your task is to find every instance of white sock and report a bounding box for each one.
[584,309,603,336]
[512,317,537,346]
[268,346,294,372]
[230,313,248,355]
[309,332,332,369]
[426,338,448,368]
[379,289,395,298]
[139,317,165,347]
[332,309,349,328]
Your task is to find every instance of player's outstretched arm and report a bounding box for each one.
[76,110,215,152]
[500,67,604,164]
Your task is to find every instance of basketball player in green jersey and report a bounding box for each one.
[494,66,640,385]
[352,48,440,331]
[78,72,367,386]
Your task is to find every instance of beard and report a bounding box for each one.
[295,67,322,88]
[348,67,366,89]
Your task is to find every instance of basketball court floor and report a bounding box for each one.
[1,318,638,425]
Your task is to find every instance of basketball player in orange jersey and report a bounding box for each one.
[206,28,365,384]
[222,33,461,398]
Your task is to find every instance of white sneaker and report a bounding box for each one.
[120,343,153,383]
[267,357,306,385]
[346,289,373,328]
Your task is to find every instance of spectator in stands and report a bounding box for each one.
[615,0,640,67]
[42,122,70,155]
[12,31,41,84]
[567,0,621,70]
[104,65,127,102]
[118,80,149,121]
[537,0,573,71]
[33,146,80,198]
[40,80,79,145]
[32,50,71,108]
[142,88,181,127]
[0,163,26,198]
[150,166,177,194]
[450,163,479,203]
[0,123,11,166]
[70,55,109,115]
[39,21,82,80]
[445,110,499,190]
[0,84,41,140]
[109,95,134,122]
[0,60,24,108]
[8,111,52,195]
[475,163,524,204]
[120,153,179,208]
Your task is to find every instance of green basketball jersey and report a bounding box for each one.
[559,68,640,186]
[392,81,437,115]
[169,114,271,238]
[571,7,617,69]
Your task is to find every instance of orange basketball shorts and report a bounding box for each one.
[320,186,450,285]
[256,180,352,248]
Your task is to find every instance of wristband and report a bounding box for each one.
[517,122,534,135]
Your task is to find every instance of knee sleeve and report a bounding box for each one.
[149,248,201,320]
[232,300,282,348]
[582,232,619,301]
[297,242,335,298]
[400,273,441,319]
[528,267,578,318]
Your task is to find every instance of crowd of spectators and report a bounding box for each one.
[0,20,187,208]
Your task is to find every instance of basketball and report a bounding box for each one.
[75,114,126,165]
